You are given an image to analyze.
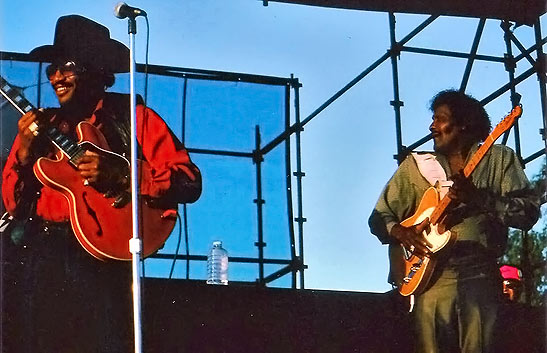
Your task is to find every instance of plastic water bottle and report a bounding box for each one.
[206,240,228,285]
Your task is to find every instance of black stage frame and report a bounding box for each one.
[262,2,547,302]
[0,51,307,288]
[1,4,546,297]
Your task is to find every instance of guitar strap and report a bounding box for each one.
[97,92,144,159]
[411,152,453,198]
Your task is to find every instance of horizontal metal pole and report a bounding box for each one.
[480,67,537,105]
[139,63,297,86]
[186,147,254,158]
[523,149,545,165]
[150,253,292,265]
[262,264,295,284]
[406,133,433,151]
[513,35,547,62]
[262,258,306,284]
[0,51,297,87]
[261,52,392,154]
[402,46,505,62]
[261,16,439,155]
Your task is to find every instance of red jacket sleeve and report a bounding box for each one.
[136,105,201,203]
[2,135,25,216]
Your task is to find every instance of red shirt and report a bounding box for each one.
[2,98,201,222]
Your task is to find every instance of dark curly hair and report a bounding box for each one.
[429,89,491,142]
[80,67,115,90]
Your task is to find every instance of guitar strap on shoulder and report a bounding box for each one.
[97,93,144,160]
[411,152,453,198]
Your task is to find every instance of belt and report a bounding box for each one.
[37,219,71,236]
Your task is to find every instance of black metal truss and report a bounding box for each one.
[261,10,546,299]
[0,51,307,288]
[1,10,545,293]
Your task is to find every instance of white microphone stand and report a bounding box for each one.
[125,16,144,353]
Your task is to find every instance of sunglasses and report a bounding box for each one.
[45,61,87,79]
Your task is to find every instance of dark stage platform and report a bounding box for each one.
[142,279,545,353]
[143,279,413,353]
[2,277,544,352]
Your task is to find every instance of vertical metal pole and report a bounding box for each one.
[533,18,547,156]
[388,13,405,163]
[501,20,522,153]
[127,17,143,353]
[292,76,306,289]
[283,81,297,289]
[181,77,188,143]
[460,19,486,92]
[253,126,265,283]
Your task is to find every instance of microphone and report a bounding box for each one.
[114,2,147,19]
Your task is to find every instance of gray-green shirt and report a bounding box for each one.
[369,144,540,257]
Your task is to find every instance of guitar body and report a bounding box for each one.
[33,122,176,261]
[389,187,457,296]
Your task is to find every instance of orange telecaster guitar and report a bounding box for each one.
[1,75,176,261]
[389,105,523,296]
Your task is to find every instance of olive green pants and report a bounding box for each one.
[414,260,501,353]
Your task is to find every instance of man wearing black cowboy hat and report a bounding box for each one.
[2,15,202,352]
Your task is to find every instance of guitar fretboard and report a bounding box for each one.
[0,74,84,166]
[0,76,34,114]
[45,127,85,165]
[429,105,522,225]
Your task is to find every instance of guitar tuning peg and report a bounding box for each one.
[511,92,522,107]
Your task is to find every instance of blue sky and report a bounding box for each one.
[1,1,545,293]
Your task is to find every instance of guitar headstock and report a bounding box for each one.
[489,105,522,141]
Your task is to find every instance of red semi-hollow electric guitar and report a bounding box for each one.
[1,75,176,261]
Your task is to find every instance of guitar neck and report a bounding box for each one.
[429,145,492,224]
[1,75,84,165]
[45,126,86,165]
[429,141,501,224]
[0,76,35,115]
[428,105,522,225]
[462,135,498,178]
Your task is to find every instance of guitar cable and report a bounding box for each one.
[139,17,193,329]
[148,211,183,340]
[167,212,184,279]
[139,16,190,281]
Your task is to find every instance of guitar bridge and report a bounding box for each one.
[403,259,424,284]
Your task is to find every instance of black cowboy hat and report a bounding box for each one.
[29,15,129,73]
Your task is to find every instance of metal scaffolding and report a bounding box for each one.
[263,3,546,298]
[1,6,545,293]
[0,52,307,288]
